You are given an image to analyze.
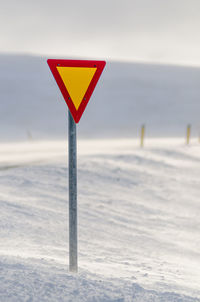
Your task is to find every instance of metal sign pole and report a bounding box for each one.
[68,110,77,272]
[47,59,105,273]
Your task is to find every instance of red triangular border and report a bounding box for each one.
[47,59,106,123]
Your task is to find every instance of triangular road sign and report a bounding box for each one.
[47,59,106,123]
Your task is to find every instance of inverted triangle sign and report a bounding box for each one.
[47,59,106,123]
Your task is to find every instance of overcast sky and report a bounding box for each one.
[1,0,200,65]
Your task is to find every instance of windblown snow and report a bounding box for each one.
[0,55,200,301]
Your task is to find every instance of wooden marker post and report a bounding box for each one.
[140,124,145,148]
[186,124,191,145]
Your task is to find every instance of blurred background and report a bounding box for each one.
[1,0,200,141]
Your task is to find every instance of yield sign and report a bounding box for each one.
[47,59,106,123]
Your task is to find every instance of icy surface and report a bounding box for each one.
[0,139,199,301]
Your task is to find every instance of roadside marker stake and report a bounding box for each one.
[140,124,145,148]
[47,59,106,272]
[186,124,191,145]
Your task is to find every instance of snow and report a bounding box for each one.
[0,54,200,141]
[0,54,200,301]
[0,139,200,301]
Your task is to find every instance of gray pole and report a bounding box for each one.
[68,110,77,272]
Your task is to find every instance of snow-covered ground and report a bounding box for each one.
[0,54,200,141]
[0,139,200,301]
[0,54,200,301]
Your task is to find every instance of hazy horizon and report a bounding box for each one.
[1,0,200,66]
[1,51,200,69]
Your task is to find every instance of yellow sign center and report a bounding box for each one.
[56,66,97,110]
